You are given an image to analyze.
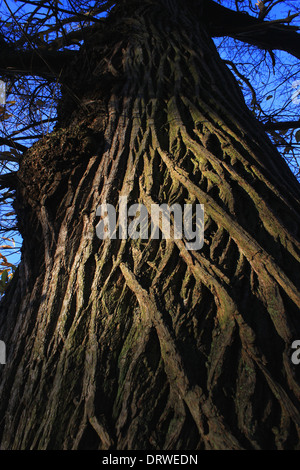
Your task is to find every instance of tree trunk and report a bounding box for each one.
[0,0,300,450]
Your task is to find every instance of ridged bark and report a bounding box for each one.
[0,0,300,450]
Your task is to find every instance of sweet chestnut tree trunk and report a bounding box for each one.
[0,0,300,450]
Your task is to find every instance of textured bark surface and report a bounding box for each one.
[0,0,300,450]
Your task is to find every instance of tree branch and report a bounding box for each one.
[16,0,112,25]
[263,120,300,131]
[0,46,77,80]
[204,0,300,60]
[0,137,27,152]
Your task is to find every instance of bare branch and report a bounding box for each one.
[204,0,300,60]
[0,137,27,152]
[263,120,300,131]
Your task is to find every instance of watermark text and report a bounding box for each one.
[291,80,300,105]
[0,340,6,364]
[291,340,300,365]
[0,80,5,105]
[96,197,204,251]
